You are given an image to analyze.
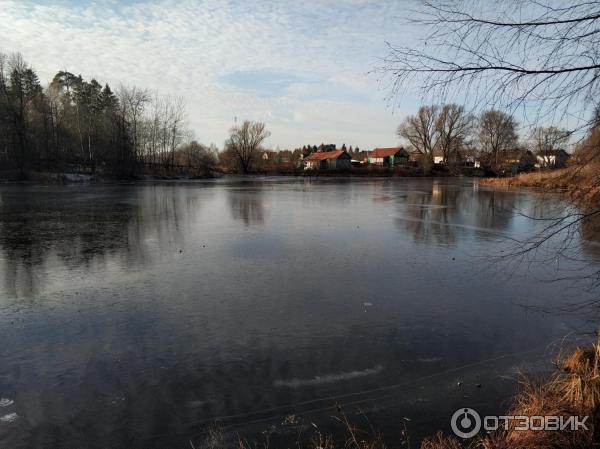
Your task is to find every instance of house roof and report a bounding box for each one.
[369,147,405,157]
[536,149,569,157]
[304,150,348,161]
[503,149,533,158]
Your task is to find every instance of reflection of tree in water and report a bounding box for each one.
[544,209,600,286]
[393,184,465,245]
[472,190,514,231]
[228,188,264,226]
[581,214,600,260]
[393,182,527,245]
[0,186,206,298]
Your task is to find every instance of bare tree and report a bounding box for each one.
[167,96,185,167]
[225,120,270,173]
[118,85,149,162]
[382,0,600,131]
[398,104,472,170]
[436,103,473,164]
[145,92,164,165]
[478,109,518,167]
[177,140,216,175]
[397,105,440,167]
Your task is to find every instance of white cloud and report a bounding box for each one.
[0,0,417,149]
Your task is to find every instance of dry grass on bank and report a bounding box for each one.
[480,162,600,204]
[421,339,600,449]
[481,128,600,206]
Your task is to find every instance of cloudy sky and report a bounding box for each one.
[0,0,421,150]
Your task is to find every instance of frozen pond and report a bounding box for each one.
[0,177,598,448]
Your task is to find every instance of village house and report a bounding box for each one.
[503,149,536,169]
[368,147,409,166]
[483,149,536,174]
[432,149,445,165]
[407,148,423,165]
[262,150,278,161]
[303,150,352,171]
[459,148,481,168]
[535,149,570,169]
[351,151,369,166]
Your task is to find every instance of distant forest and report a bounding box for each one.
[0,52,216,178]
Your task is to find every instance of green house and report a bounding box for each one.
[368,147,409,166]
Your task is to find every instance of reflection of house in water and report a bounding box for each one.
[432,181,442,199]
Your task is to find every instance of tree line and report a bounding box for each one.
[398,104,569,172]
[0,52,216,177]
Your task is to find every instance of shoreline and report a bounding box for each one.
[480,166,598,204]
[0,168,489,185]
[196,338,599,449]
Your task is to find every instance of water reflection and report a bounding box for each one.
[580,212,600,259]
[390,182,519,245]
[0,185,209,298]
[227,187,265,226]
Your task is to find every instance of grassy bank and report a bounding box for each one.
[480,165,600,201]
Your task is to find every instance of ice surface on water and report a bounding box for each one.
[418,357,444,363]
[274,365,383,388]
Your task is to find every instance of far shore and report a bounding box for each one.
[0,166,495,184]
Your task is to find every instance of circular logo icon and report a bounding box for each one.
[451,408,481,439]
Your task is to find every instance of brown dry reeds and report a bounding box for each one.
[420,432,462,449]
[480,162,600,204]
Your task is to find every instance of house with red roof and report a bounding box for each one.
[368,147,409,166]
[303,150,352,171]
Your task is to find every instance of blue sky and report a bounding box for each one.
[0,0,422,150]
